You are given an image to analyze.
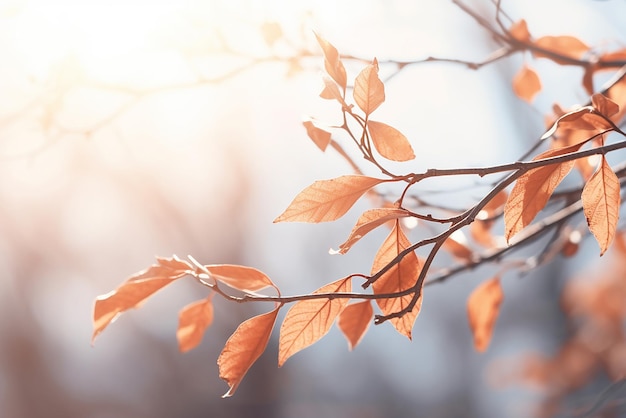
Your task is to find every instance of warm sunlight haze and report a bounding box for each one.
[1,1,625,418]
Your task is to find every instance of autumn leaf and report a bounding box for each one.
[470,219,497,248]
[372,220,422,339]
[320,75,349,108]
[467,277,504,352]
[591,93,620,119]
[337,301,373,350]
[314,31,347,91]
[274,175,386,223]
[218,307,279,397]
[504,143,584,242]
[442,230,473,262]
[534,35,589,63]
[367,120,415,161]
[92,256,191,343]
[205,264,276,293]
[335,207,410,254]
[278,277,351,366]
[509,19,531,43]
[542,106,613,142]
[512,65,541,103]
[302,119,331,151]
[582,156,620,256]
[177,297,214,353]
[354,59,385,116]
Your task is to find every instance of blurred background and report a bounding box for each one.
[0,0,625,417]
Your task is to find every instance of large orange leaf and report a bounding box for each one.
[217,307,279,397]
[177,297,214,353]
[302,119,331,152]
[534,35,589,63]
[353,58,385,116]
[367,120,415,161]
[92,256,191,343]
[582,156,620,256]
[504,143,583,242]
[371,221,422,339]
[335,207,410,254]
[278,277,351,366]
[274,175,386,223]
[337,301,373,350]
[467,277,503,352]
[204,264,276,293]
[512,65,541,103]
[314,32,347,91]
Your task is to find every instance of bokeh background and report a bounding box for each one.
[0,0,625,417]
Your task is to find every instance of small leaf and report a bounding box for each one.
[467,277,504,352]
[302,119,331,152]
[177,297,214,353]
[319,75,349,108]
[442,230,473,262]
[336,208,410,254]
[509,19,531,42]
[92,256,191,343]
[354,59,385,116]
[278,277,351,366]
[314,32,347,90]
[205,264,276,292]
[542,106,612,140]
[337,301,373,350]
[534,35,589,63]
[591,93,620,119]
[504,143,584,242]
[260,21,282,47]
[367,120,415,161]
[371,221,422,339]
[274,175,386,223]
[512,65,541,103]
[218,307,279,397]
[582,156,620,256]
[483,189,509,216]
[470,219,497,248]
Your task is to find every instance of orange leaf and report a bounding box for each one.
[512,65,541,103]
[470,219,497,248]
[367,120,415,161]
[542,106,612,141]
[314,32,347,91]
[320,75,349,108]
[483,189,509,216]
[504,143,583,242]
[534,35,589,63]
[274,175,386,223]
[509,19,531,42]
[205,264,276,292]
[335,208,410,254]
[591,93,620,119]
[442,231,473,262]
[582,156,620,256]
[177,297,214,353]
[353,58,385,116]
[302,119,331,152]
[606,74,626,124]
[371,220,422,339]
[467,277,504,352]
[217,307,279,397]
[337,301,373,350]
[92,256,191,343]
[278,277,351,366]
